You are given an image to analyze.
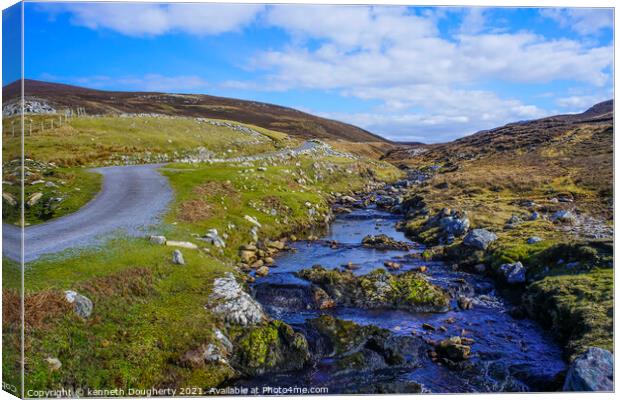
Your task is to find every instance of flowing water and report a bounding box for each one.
[248,207,566,393]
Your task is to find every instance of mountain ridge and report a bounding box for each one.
[2,79,391,144]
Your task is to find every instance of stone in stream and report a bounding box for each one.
[297,266,450,313]
[313,287,336,309]
[563,347,613,391]
[435,336,471,361]
[255,266,270,277]
[463,229,497,250]
[172,249,185,265]
[361,234,412,251]
[457,296,474,310]
[64,290,93,319]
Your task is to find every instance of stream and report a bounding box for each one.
[246,206,567,393]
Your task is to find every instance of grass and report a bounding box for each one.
[2,167,102,225]
[3,115,292,167]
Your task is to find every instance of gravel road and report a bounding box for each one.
[2,164,173,262]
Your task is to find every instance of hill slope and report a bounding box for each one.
[390,100,613,360]
[3,79,391,145]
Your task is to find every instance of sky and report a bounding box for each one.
[3,2,614,143]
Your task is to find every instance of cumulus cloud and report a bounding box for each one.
[540,8,613,36]
[43,3,265,36]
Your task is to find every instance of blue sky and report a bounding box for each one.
[3,2,614,142]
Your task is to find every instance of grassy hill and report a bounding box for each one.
[3,80,394,148]
[389,100,613,359]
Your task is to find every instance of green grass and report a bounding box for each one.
[3,115,292,167]
[2,167,102,225]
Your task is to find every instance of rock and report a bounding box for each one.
[64,290,93,319]
[45,181,58,188]
[361,234,412,251]
[251,259,264,269]
[172,250,185,265]
[506,215,522,225]
[551,210,576,224]
[255,266,269,277]
[313,287,336,309]
[499,261,526,284]
[297,266,450,313]
[527,236,543,244]
[244,215,262,228]
[231,320,309,376]
[239,249,257,264]
[26,192,43,207]
[2,192,16,207]
[436,337,471,361]
[30,180,45,185]
[264,239,285,251]
[45,357,62,371]
[529,211,540,221]
[457,296,474,310]
[419,266,427,273]
[149,235,166,245]
[166,240,198,249]
[383,261,402,270]
[209,272,267,326]
[204,228,226,248]
[422,323,435,331]
[563,347,613,391]
[463,229,498,250]
[439,212,470,237]
[344,262,360,270]
[340,195,359,204]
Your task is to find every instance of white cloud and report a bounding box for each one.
[540,8,613,36]
[43,74,209,93]
[459,8,487,35]
[49,3,265,36]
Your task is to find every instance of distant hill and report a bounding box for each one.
[3,79,391,145]
[385,100,613,164]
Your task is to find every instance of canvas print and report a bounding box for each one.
[1,1,614,397]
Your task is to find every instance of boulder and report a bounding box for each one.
[209,273,267,326]
[313,287,336,309]
[551,210,576,224]
[463,229,497,250]
[499,261,526,284]
[149,235,166,245]
[457,296,474,310]
[64,290,93,319]
[172,249,185,265]
[439,212,470,237]
[255,266,269,277]
[563,347,613,391]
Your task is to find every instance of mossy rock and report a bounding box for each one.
[523,269,613,360]
[297,266,450,313]
[230,320,309,376]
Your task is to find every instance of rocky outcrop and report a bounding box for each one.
[297,266,450,313]
[209,273,267,326]
[563,347,613,391]
[361,234,412,251]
